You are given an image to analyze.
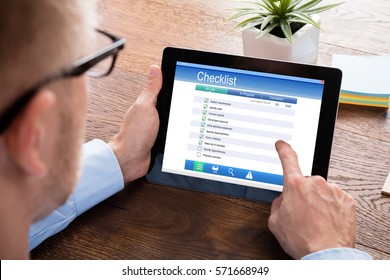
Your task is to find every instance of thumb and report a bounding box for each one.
[138,65,162,105]
[270,193,283,213]
[268,193,283,232]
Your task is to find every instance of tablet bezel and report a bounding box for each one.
[147,47,342,203]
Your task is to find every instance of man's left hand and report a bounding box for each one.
[109,65,162,183]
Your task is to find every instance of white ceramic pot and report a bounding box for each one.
[242,14,320,64]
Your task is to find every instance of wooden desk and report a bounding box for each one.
[31,0,390,259]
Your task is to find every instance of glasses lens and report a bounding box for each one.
[86,31,116,77]
[87,55,114,77]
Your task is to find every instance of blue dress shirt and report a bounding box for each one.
[302,248,373,260]
[28,139,373,260]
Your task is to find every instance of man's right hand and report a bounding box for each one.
[268,140,357,259]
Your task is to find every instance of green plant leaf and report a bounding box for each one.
[234,16,264,28]
[268,0,281,15]
[289,0,304,10]
[260,14,278,31]
[224,8,269,22]
[288,11,320,28]
[305,3,344,15]
[255,22,279,38]
[253,1,274,12]
[280,17,293,42]
[296,0,323,11]
[233,17,265,33]
[280,0,292,15]
[261,0,276,11]
[228,0,273,12]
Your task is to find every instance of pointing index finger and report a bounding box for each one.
[275,140,303,182]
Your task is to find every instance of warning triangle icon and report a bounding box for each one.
[246,171,253,179]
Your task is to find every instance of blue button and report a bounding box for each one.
[261,93,297,104]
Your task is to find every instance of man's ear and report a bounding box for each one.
[4,89,56,177]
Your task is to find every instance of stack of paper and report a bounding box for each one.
[332,55,390,108]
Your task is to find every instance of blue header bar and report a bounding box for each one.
[175,62,324,100]
[227,89,297,104]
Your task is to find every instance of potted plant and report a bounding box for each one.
[226,0,342,64]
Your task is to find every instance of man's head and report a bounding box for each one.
[0,0,97,257]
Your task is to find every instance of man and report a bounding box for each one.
[0,1,372,260]
[0,0,161,259]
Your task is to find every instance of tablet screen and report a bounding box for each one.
[147,47,341,202]
[162,61,324,192]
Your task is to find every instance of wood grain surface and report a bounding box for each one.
[31,0,390,260]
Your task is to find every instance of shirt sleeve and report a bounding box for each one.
[28,139,124,250]
[301,248,373,260]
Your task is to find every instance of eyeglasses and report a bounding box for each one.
[0,29,126,134]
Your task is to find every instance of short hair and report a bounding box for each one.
[0,0,97,114]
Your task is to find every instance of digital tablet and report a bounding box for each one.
[146,47,342,203]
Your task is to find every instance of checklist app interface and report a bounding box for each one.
[162,62,325,192]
